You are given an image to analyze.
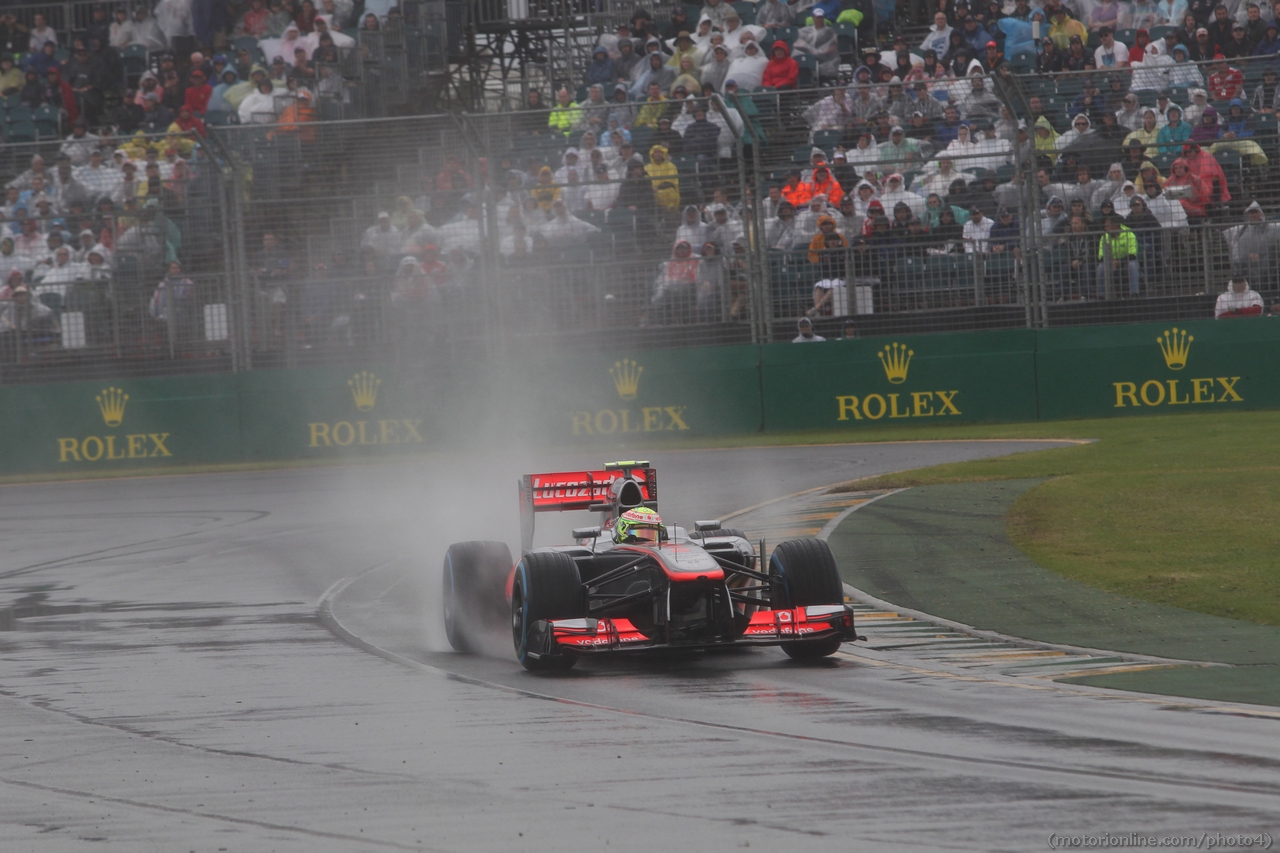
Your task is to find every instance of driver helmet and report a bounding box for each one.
[614,506,664,543]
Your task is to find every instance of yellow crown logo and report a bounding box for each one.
[95,387,128,427]
[348,371,381,412]
[610,359,643,400]
[878,342,914,384]
[1157,328,1193,371]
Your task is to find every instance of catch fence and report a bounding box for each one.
[2,55,1274,385]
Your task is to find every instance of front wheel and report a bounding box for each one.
[512,551,583,672]
[769,538,846,661]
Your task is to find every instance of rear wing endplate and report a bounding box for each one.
[519,462,656,552]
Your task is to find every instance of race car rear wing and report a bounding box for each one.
[519,461,656,552]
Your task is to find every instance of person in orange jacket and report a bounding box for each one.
[804,164,844,207]
[780,169,813,206]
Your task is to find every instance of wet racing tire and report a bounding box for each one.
[512,551,584,672]
[443,541,513,654]
[769,538,845,661]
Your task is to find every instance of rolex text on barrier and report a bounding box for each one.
[1034,319,1276,421]
[56,386,174,463]
[305,371,425,449]
[761,329,1041,431]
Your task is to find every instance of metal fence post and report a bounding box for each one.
[1201,226,1213,296]
[1101,238,1114,301]
[732,93,774,344]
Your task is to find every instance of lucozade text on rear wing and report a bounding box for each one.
[518,461,655,551]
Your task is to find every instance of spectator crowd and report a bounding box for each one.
[8,0,1280,355]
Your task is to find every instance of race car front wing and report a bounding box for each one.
[522,604,863,660]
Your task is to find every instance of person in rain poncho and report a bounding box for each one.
[765,200,801,249]
[262,24,308,66]
[1055,113,1095,151]
[1181,141,1231,205]
[665,31,704,69]
[1091,163,1130,213]
[1214,276,1265,318]
[630,52,676,99]
[795,193,832,236]
[702,44,732,92]
[849,179,880,218]
[119,6,169,51]
[879,173,926,217]
[1217,99,1270,166]
[1141,179,1188,228]
[1163,157,1211,218]
[1033,115,1060,156]
[651,240,700,323]
[1131,42,1172,91]
[237,79,278,124]
[1124,108,1163,159]
[725,41,767,90]
[645,145,681,215]
[536,199,601,248]
[793,8,839,78]
[674,204,709,253]
[1167,44,1203,88]
[762,40,798,89]
[919,158,967,197]
[671,54,701,94]
[1224,200,1280,286]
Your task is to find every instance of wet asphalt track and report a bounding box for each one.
[1,442,1278,852]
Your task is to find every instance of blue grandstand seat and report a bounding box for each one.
[794,52,817,87]
[121,44,147,86]
[812,129,842,148]
[5,121,35,143]
[32,104,59,139]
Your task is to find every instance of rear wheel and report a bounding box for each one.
[512,551,583,671]
[769,538,845,661]
[443,541,512,654]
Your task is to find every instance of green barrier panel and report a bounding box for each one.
[0,373,242,473]
[1035,317,1280,420]
[237,366,438,460]
[507,343,764,442]
[761,328,1040,430]
[6,318,1280,475]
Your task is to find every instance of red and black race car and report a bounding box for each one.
[442,462,862,671]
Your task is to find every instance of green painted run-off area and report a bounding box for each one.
[828,481,1280,707]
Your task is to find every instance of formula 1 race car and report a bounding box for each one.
[442,462,861,671]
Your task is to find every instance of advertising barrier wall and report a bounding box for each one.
[1034,320,1279,420]
[3,318,1278,474]
[761,328,1040,430]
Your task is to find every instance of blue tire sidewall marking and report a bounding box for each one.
[771,555,791,606]
[516,561,530,661]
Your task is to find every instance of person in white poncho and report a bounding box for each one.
[1214,277,1264,318]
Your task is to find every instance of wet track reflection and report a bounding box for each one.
[0,442,1277,851]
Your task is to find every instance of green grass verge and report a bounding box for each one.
[839,410,1280,627]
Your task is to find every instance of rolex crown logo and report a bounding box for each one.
[349,371,381,412]
[878,343,914,384]
[1157,327,1193,371]
[610,359,643,400]
[95,387,128,427]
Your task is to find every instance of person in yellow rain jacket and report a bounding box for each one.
[547,88,581,137]
[645,144,680,219]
